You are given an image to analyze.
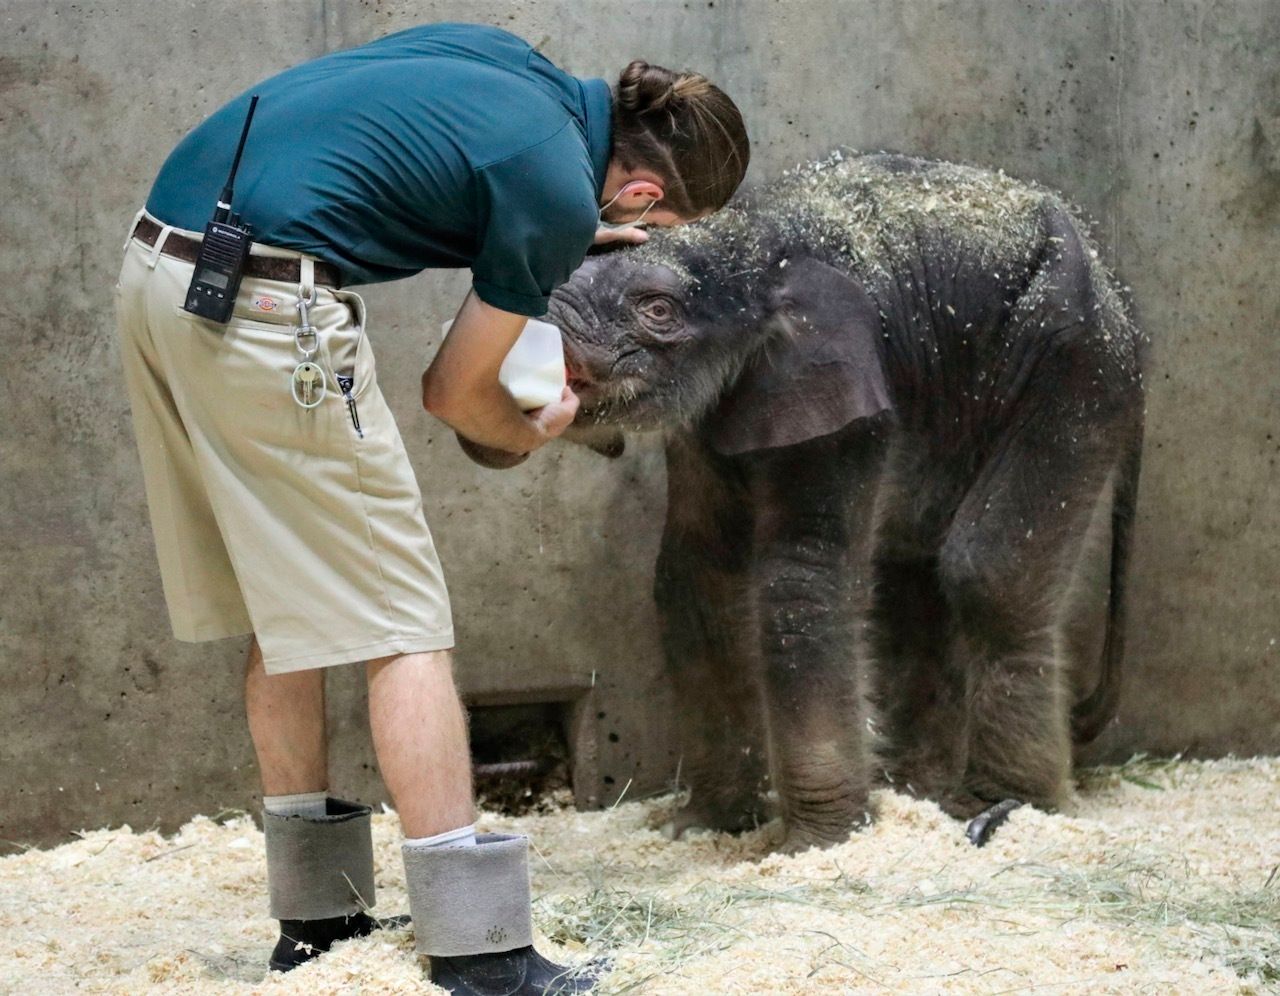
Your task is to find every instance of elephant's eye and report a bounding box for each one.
[638,295,679,327]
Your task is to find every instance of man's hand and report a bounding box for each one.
[529,385,580,441]
[593,225,649,246]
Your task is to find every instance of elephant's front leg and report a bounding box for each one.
[654,436,768,838]
[656,545,768,837]
[749,429,886,853]
[755,543,872,852]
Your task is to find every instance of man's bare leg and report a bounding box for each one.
[244,637,328,795]
[246,637,395,973]
[367,650,474,838]
[372,650,598,991]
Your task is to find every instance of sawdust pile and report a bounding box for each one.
[2,757,1277,994]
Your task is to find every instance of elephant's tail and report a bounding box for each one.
[1070,427,1143,744]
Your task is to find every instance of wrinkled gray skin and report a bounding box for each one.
[503,153,1144,853]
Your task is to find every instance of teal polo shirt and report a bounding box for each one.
[146,23,612,316]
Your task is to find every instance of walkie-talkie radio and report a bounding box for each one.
[183,95,260,323]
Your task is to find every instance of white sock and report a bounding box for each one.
[263,791,329,818]
[404,823,477,848]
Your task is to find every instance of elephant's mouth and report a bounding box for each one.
[560,339,630,418]
[565,364,596,400]
[556,319,660,426]
[561,348,599,403]
[576,380,653,424]
[567,364,656,427]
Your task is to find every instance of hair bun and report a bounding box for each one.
[617,59,682,114]
[611,59,750,217]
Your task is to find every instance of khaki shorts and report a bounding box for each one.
[115,215,454,674]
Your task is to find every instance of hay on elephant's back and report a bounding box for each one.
[634,149,1141,364]
[1,757,1277,993]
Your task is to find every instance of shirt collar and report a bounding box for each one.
[579,77,613,200]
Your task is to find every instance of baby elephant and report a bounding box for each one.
[520,153,1143,851]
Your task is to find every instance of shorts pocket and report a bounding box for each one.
[324,289,375,401]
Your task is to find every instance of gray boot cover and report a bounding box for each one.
[402,833,534,956]
[263,797,377,920]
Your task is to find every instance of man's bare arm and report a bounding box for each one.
[421,292,578,454]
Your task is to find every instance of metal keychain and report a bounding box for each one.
[291,360,326,408]
[290,279,327,409]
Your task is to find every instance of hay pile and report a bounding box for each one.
[2,757,1277,994]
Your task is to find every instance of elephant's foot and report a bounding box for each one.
[965,799,1023,847]
[777,826,839,855]
[775,797,874,855]
[777,811,873,855]
[876,757,967,807]
[658,794,767,840]
[937,790,996,821]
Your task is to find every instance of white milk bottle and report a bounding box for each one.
[440,317,566,411]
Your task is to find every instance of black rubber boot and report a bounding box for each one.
[429,944,598,994]
[403,833,604,993]
[263,797,399,972]
[269,911,411,972]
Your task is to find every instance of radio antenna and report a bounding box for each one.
[215,95,259,222]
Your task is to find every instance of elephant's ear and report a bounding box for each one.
[704,257,892,455]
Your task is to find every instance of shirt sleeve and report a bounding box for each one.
[471,123,600,317]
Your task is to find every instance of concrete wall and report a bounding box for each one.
[2,0,1276,848]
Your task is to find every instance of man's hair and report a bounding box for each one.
[611,60,750,217]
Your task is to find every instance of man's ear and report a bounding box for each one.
[614,178,664,207]
[703,257,892,455]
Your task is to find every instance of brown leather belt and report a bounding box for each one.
[130,216,343,288]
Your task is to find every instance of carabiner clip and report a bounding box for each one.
[295,284,318,361]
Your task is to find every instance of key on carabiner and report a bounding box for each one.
[291,361,326,409]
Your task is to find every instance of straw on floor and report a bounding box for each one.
[2,756,1277,994]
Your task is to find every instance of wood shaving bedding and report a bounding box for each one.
[2,757,1276,994]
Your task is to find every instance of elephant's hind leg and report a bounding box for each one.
[939,410,1120,813]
